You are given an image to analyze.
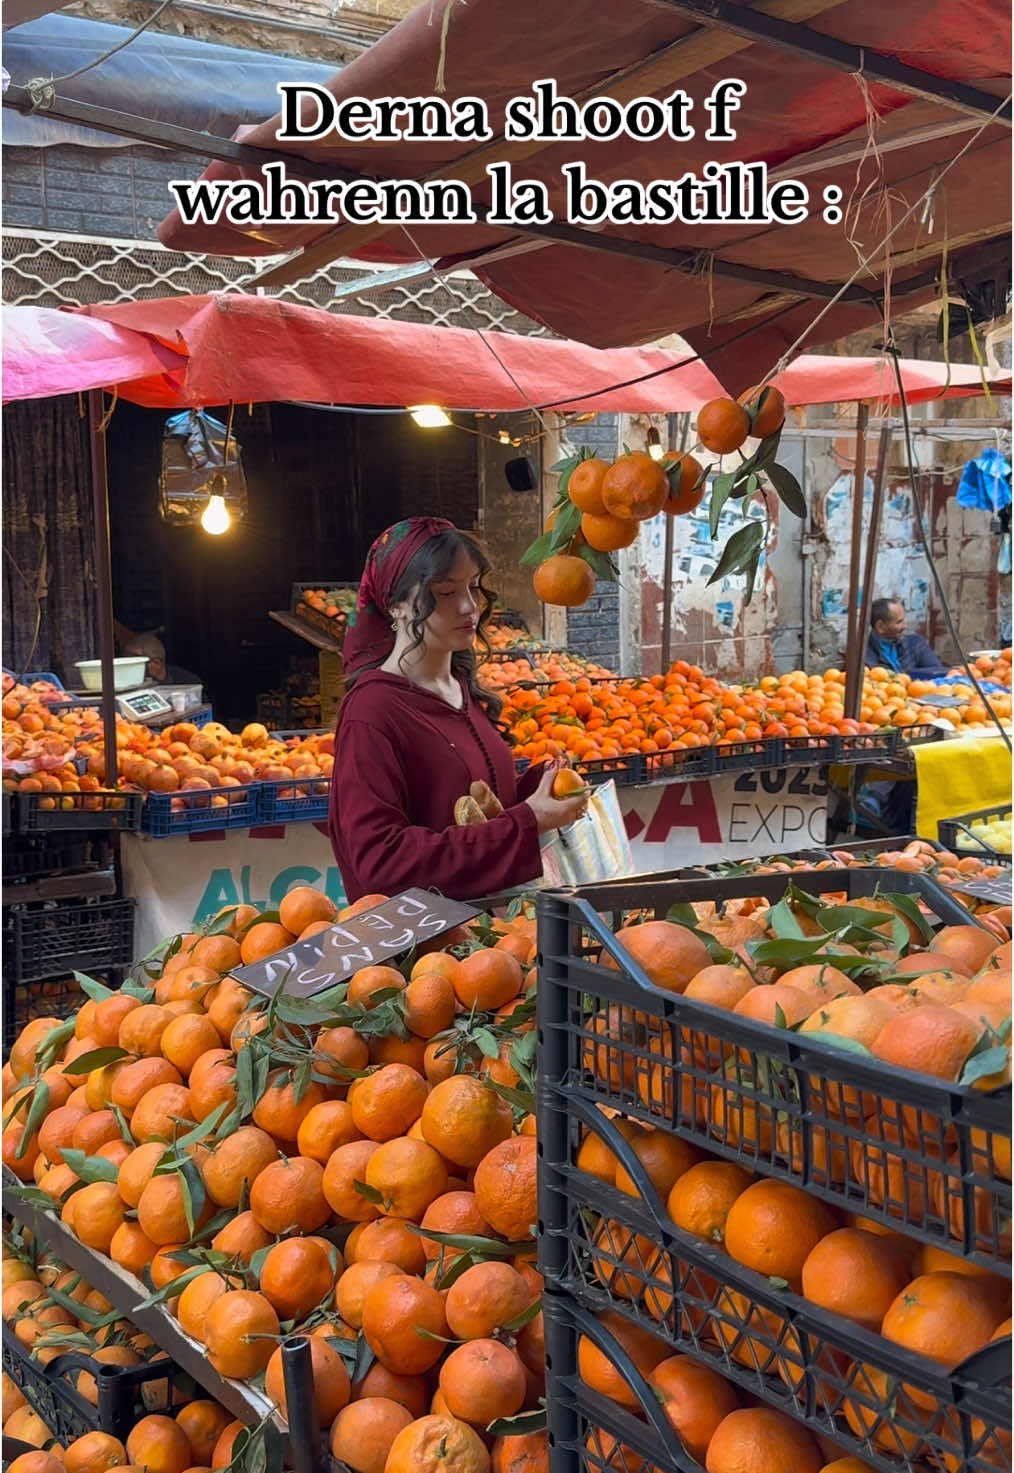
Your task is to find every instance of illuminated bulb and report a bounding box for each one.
[498,430,511,444]
[646,427,664,461]
[409,404,451,428]
[200,493,231,535]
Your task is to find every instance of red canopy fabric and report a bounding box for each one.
[1,305,184,403]
[156,0,1011,389]
[771,354,1011,406]
[73,293,727,409]
[3,295,1003,411]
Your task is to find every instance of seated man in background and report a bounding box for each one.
[122,632,201,687]
[865,597,947,679]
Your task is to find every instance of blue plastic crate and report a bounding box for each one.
[141,782,261,837]
[22,672,66,690]
[257,776,331,824]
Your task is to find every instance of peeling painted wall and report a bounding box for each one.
[804,419,1011,668]
[618,414,802,681]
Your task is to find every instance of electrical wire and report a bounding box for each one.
[887,341,1012,753]
[3,545,44,679]
[23,0,175,104]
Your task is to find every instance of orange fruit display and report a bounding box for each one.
[696,398,751,455]
[600,451,669,521]
[567,457,610,514]
[361,1274,449,1375]
[705,1406,823,1473]
[203,1290,280,1379]
[420,1075,514,1169]
[384,1414,490,1473]
[738,384,787,437]
[580,511,638,551]
[662,452,706,515]
[724,1179,838,1288]
[532,553,596,608]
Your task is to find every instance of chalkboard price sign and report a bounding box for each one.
[234,888,479,1000]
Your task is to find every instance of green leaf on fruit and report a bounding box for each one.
[707,521,764,586]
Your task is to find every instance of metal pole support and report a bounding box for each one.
[88,389,119,790]
[281,1337,324,1473]
[843,402,871,723]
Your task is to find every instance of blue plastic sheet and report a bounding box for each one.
[957,447,1012,513]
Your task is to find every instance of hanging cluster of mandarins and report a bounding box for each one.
[524,386,805,608]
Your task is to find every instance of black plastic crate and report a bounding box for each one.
[536,868,1012,1274]
[7,899,135,985]
[778,733,839,767]
[540,1276,1010,1473]
[16,790,141,834]
[576,755,646,790]
[2,1321,184,1443]
[939,806,1013,860]
[2,836,98,883]
[542,1294,701,1473]
[710,738,778,773]
[483,647,537,667]
[897,722,945,748]
[488,608,531,633]
[641,745,717,784]
[256,692,290,730]
[2,977,84,1054]
[2,795,11,839]
[836,729,900,763]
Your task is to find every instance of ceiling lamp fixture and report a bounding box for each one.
[200,493,231,535]
[409,404,452,428]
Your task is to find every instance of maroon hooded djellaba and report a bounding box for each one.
[328,669,544,902]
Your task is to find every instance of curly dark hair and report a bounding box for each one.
[346,528,504,724]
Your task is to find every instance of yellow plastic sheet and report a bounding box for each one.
[913,735,1013,840]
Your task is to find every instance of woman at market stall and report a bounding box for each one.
[328,517,588,902]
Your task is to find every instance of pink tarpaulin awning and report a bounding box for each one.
[72,293,727,410]
[155,0,1011,390]
[771,354,1011,406]
[2,295,1005,411]
[1,305,185,403]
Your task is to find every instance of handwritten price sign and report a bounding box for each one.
[234,888,478,999]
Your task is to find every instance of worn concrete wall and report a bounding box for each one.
[616,413,803,681]
[562,415,622,670]
[477,415,544,633]
[801,403,1012,668]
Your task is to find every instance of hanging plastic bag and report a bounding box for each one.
[540,779,637,887]
[159,409,247,525]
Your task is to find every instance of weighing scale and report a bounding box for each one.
[116,689,175,722]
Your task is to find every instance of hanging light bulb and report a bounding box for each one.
[409,404,451,428]
[200,493,231,535]
[646,427,665,461]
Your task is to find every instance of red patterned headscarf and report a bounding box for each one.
[343,517,455,676]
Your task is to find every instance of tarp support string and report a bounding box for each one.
[433,0,461,95]
[96,385,118,434]
[766,88,1011,385]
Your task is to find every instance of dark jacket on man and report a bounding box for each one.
[864,631,947,679]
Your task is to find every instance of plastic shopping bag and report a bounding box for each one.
[540,779,636,887]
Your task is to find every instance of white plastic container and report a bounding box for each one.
[75,657,148,692]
